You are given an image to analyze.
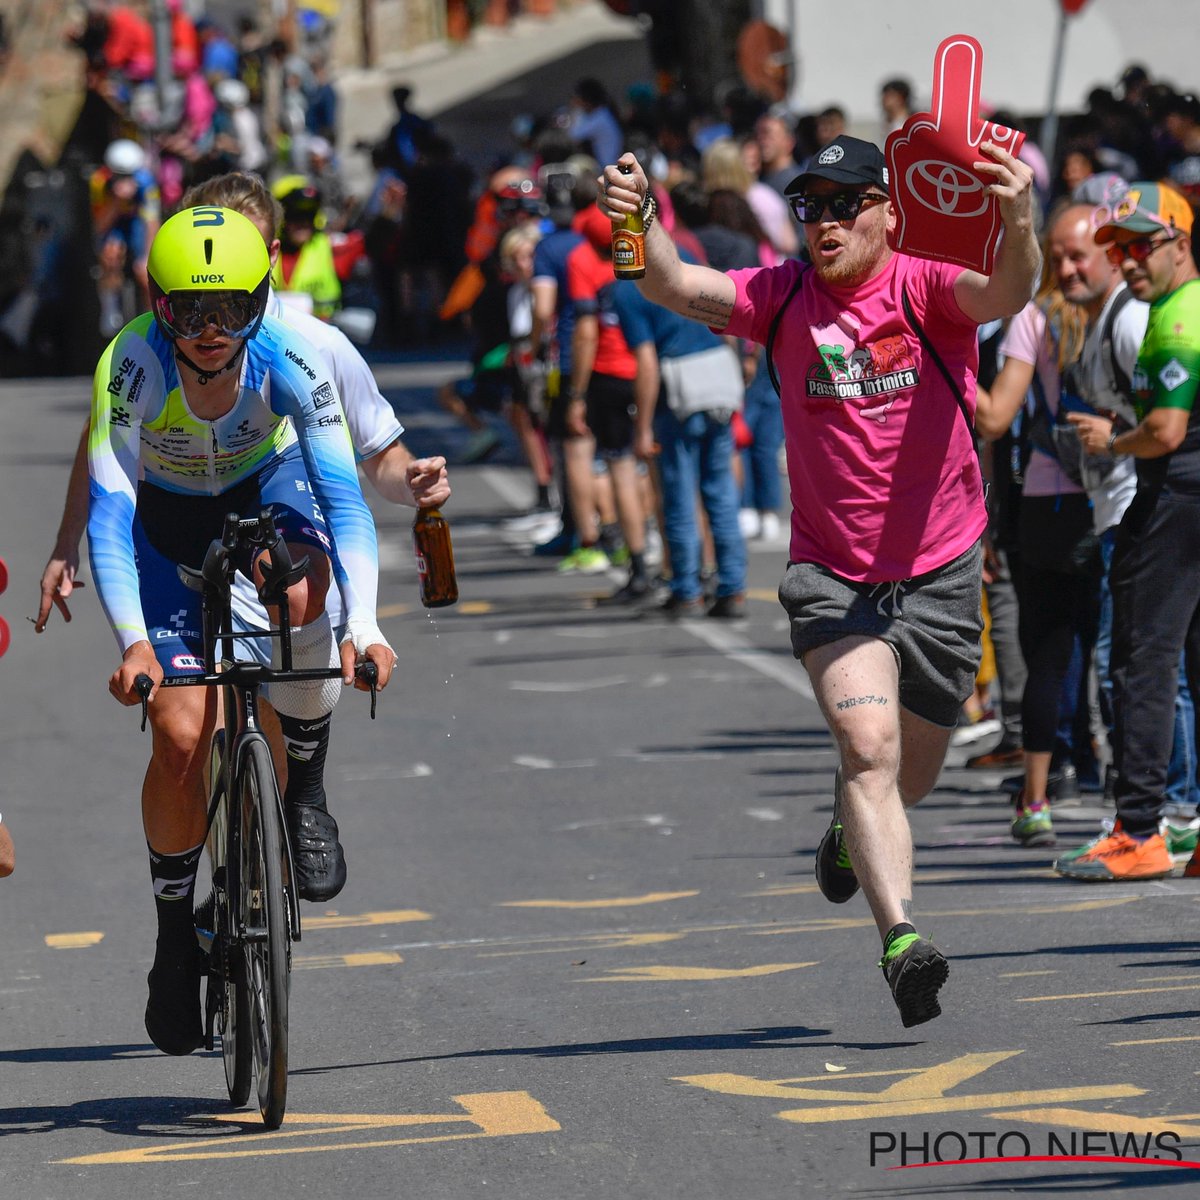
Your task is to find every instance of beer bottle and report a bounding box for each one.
[611,164,646,281]
[412,507,458,608]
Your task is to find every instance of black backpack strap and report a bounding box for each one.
[1102,285,1135,403]
[765,266,808,398]
[901,282,973,439]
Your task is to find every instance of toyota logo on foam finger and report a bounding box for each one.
[905,160,989,218]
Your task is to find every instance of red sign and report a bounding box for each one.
[1061,0,1090,12]
[885,35,1024,275]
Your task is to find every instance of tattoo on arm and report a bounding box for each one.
[835,694,889,711]
[686,290,733,324]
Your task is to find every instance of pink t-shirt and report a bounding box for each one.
[723,253,986,582]
[998,301,1084,498]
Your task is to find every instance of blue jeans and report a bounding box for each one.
[654,406,747,601]
[1097,525,1198,811]
[739,353,783,513]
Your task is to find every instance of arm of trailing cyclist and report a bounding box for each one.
[108,639,163,705]
[87,325,160,653]
[361,439,451,508]
[270,330,382,633]
[36,419,91,632]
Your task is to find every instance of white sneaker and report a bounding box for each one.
[644,526,663,567]
[738,508,761,537]
[758,511,782,541]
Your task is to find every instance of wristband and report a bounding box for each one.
[1107,431,1120,455]
[641,193,657,231]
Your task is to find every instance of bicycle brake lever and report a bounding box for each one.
[356,660,378,719]
[134,673,154,731]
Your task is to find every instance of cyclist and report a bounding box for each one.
[88,205,394,1056]
[37,171,450,906]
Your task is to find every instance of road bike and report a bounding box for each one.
[135,510,377,1128]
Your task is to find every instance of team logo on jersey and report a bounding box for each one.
[317,413,343,427]
[1159,358,1190,392]
[171,654,204,672]
[301,525,332,550]
[109,405,132,427]
[311,382,336,409]
[286,347,317,380]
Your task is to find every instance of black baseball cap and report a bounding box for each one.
[785,135,890,194]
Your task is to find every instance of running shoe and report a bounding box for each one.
[815,769,858,903]
[460,428,501,463]
[706,593,746,620]
[1010,796,1056,847]
[287,802,347,901]
[1052,829,1173,881]
[1164,816,1200,858]
[1054,817,1118,867]
[145,939,205,1055]
[557,546,610,574]
[595,576,652,606]
[880,932,949,1028]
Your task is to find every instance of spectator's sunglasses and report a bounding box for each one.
[1104,234,1177,265]
[789,190,889,224]
[156,291,264,340]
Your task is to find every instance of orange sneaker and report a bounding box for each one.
[1185,847,1200,878]
[1053,830,1173,881]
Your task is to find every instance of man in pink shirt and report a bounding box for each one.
[600,135,1038,1027]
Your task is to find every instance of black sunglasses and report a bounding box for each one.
[789,190,889,224]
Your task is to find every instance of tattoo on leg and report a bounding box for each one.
[901,899,913,924]
[835,694,889,711]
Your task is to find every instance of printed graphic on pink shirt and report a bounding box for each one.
[806,333,918,423]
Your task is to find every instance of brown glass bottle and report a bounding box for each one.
[412,507,458,607]
[611,164,646,280]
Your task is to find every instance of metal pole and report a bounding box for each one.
[150,0,172,130]
[1041,5,1069,173]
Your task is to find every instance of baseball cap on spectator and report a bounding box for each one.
[1094,181,1194,243]
[1071,172,1129,209]
[105,139,146,176]
[785,136,889,195]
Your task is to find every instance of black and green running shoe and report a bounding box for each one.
[815,769,859,903]
[880,933,949,1028]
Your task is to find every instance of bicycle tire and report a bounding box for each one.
[209,729,252,1107]
[239,739,291,1129]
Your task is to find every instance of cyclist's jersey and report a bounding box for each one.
[88,312,379,653]
[1131,278,1200,492]
[266,291,403,462]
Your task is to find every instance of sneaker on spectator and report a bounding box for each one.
[596,576,652,606]
[1184,844,1200,878]
[758,511,782,541]
[1055,817,1119,868]
[644,593,704,620]
[738,508,761,537]
[533,530,577,557]
[950,710,1002,748]
[557,546,610,574]
[706,593,746,620]
[502,506,559,532]
[1053,829,1173,881]
[1164,816,1200,858]
[1001,764,1079,801]
[461,427,501,464]
[644,526,663,567]
[1011,796,1055,847]
[966,739,1024,769]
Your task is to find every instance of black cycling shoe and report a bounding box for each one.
[287,803,347,902]
[145,942,205,1055]
[815,769,859,903]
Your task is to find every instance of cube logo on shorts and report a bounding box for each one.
[311,382,336,410]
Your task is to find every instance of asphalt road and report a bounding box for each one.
[2,367,1200,1200]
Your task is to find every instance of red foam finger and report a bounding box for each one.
[0,615,9,658]
[927,35,984,145]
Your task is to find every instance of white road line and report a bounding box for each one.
[681,621,815,701]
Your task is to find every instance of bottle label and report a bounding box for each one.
[612,229,645,275]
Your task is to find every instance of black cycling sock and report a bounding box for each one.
[277,711,332,811]
[149,842,203,952]
[629,551,647,582]
[883,922,918,954]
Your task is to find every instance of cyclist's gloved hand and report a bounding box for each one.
[109,640,163,705]
[339,622,395,691]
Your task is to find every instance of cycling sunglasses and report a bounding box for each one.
[155,290,264,340]
[789,190,889,224]
[1104,234,1177,265]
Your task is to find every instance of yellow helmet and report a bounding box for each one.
[147,206,270,341]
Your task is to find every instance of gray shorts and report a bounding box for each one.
[778,541,984,727]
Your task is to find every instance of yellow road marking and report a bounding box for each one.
[343,952,403,967]
[44,932,104,949]
[1017,983,1198,1002]
[1110,1035,1200,1046]
[996,1107,1200,1138]
[482,931,685,956]
[296,952,403,971]
[1000,970,1057,977]
[458,601,492,614]
[677,1051,1144,1124]
[56,1092,560,1165]
[583,962,816,982]
[746,588,777,602]
[303,909,431,930]
[501,891,699,909]
[377,603,411,618]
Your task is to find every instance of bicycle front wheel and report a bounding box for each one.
[238,739,291,1129]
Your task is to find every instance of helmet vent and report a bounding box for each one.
[204,238,213,265]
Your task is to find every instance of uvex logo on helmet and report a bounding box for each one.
[192,273,225,284]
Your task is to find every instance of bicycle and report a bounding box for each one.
[134,510,377,1129]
